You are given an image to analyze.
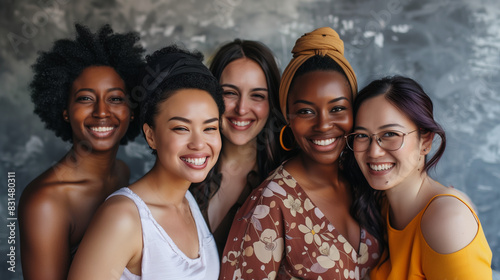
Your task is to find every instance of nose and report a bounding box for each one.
[367,135,385,158]
[235,96,249,115]
[187,131,205,150]
[92,99,110,118]
[314,111,333,132]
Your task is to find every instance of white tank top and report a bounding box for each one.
[108,187,220,280]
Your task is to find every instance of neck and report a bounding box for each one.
[62,143,120,179]
[143,161,191,206]
[296,152,343,188]
[385,171,432,228]
[221,136,258,164]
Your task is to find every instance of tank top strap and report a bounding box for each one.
[107,187,151,219]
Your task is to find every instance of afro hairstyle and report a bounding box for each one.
[30,23,145,144]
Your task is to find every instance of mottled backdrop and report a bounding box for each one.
[1,0,499,278]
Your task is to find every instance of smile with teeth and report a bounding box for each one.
[90,126,115,132]
[311,138,336,146]
[181,157,207,166]
[369,163,394,171]
[231,120,251,127]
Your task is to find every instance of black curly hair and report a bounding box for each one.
[30,23,145,144]
[140,44,225,154]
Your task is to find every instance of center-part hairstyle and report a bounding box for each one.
[139,45,225,154]
[208,39,286,179]
[279,26,385,254]
[345,75,447,259]
[30,23,145,144]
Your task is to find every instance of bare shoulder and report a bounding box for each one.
[92,193,140,230]
[19,171,73,224]
[68,190,142,279]
[73,193,142,262]
[421,194,478,254]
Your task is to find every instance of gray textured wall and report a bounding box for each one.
[1,0,499,278]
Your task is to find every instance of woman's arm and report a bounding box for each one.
[68,196,142,280]
[19,191,71,280]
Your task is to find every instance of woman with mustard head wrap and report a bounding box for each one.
[219,27,384,279]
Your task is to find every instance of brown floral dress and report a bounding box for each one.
[219,165,380,280]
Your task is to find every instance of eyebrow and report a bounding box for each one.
[74,87,125,94]
[221,84,268,92]
[354,123,405,131]
[293,96,349,105]
[168,116,219,124]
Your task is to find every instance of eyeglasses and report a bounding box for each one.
[345,129,419,152]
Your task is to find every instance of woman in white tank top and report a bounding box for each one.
[68,45,225,280]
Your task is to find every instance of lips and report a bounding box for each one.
[181,156,208,169]
[368,163,395,171]
[311,138,336,146]
[87,126,116,138]
[227,118,253,130]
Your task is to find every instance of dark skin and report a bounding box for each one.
[19,66,132,280]
[19,152,129,280]
[284,70,361,251]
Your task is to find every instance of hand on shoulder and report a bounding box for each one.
[421,194,478,254]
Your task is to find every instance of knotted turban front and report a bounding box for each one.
[279,27,357,121]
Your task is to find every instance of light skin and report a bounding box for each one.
[353,94,478,254]
[207,57,270,231]
[68,88,221,279]
[19,66,132,280]
[283,70,361,251]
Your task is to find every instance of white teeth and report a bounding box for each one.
[182,157,207,166]
[90,127,114,132]
[231,120,251,127]
[369,163,394,171]
[312,138,336,146]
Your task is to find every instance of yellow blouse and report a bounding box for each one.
[370,194,492,280]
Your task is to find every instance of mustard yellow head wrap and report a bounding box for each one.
[279,27,357,121]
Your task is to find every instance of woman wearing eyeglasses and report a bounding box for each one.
[345,76,492,279]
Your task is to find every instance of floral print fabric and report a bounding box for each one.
[220,165,380,280]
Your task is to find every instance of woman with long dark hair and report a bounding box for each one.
[190,39,286,253]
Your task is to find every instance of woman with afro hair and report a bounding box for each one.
[19,23,145,280]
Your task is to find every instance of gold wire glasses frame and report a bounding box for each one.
[345,129,419,152]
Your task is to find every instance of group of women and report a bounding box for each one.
[18,23,492,280]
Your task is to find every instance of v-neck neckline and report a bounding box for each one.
[280,166,365,256]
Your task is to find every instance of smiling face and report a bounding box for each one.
[287,70,353,166]
[353,94,428,191]
[143,89,221,184]
[64,66,131,152]
[219,58,270,146]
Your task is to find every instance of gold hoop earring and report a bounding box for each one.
[280,125,292,151]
